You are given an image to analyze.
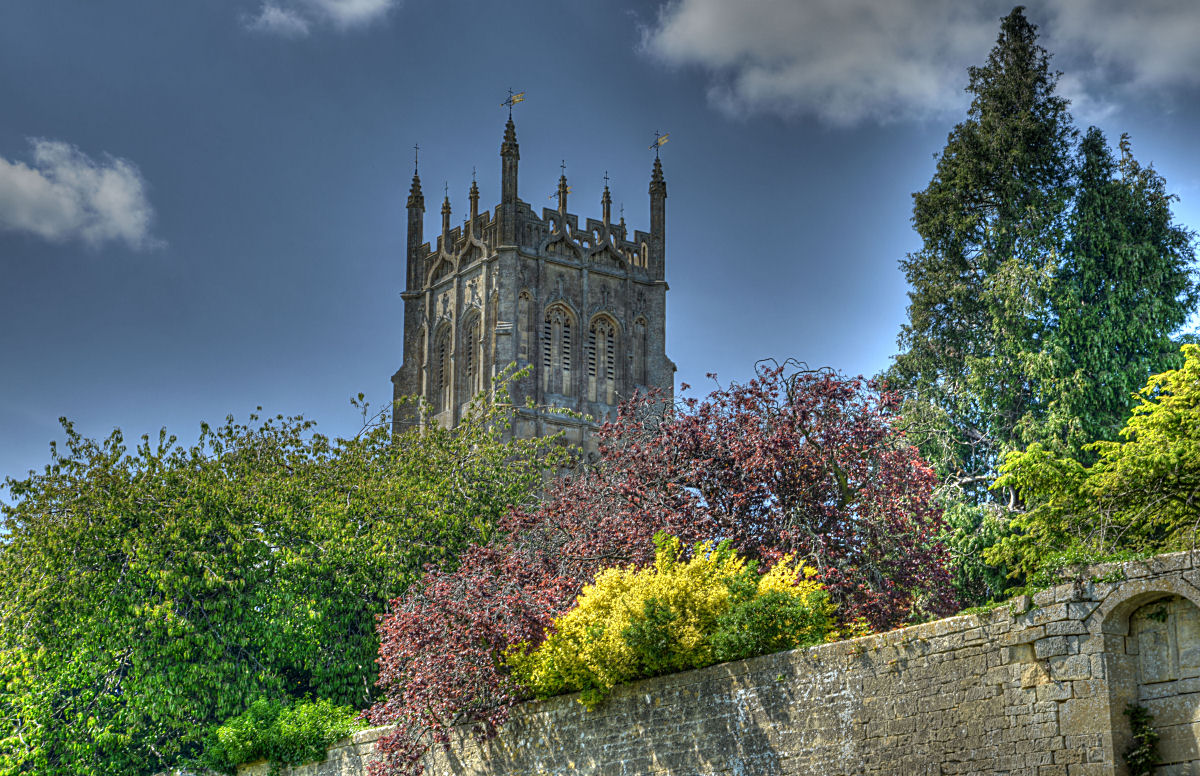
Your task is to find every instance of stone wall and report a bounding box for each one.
[241,552,1200,776]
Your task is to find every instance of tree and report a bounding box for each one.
[988,345,1200,581]
[368,364,955,776]
[889,6,1075,500]
[887,8,1197,605]
[0,379,561,776]
[1046,129,1197,455]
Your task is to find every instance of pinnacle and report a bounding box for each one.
[502,116,518,149]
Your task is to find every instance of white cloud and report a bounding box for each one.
[641,0,1200,126]
[245,4,311,37]
[243,0,397,36]
[1044,0,1200,122]
[0,139,160,251]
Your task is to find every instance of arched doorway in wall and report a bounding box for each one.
[1128,595,1200,769]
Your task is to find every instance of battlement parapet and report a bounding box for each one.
[417,199,651,282]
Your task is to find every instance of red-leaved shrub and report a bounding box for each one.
[368,364,955,775]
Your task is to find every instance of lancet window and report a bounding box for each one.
[463,314,481,396]
[432,325,452,412]
[587,315,618,404]
[542,304,574,396]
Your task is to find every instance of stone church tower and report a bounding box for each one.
[390,117,674,445]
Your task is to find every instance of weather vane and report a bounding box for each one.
[603,170,610,187]
[650,130,670,159]
[502,88,526,117]
[413,143,420,174]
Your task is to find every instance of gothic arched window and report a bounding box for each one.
[432,325,452,412]
[543,304,574,396]
[463,314,481,396]
[588,315,618,404]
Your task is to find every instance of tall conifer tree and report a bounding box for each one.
[889,6,1075,497]
[1047,129,1197,455]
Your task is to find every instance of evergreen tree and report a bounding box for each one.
[889,6,1075,500]
[1047,128,1197,455]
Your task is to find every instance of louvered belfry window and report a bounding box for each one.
[433,328,451,412]
[464,317,480,395]
[588,316,617,404]
[543,305,573,396]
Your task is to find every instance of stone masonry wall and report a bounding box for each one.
[241,552,1200,776]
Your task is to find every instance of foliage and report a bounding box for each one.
[888,8,1197,507]
[507,534,831,709]
[199,698,364,776]
[988,346,1200,582]
[367,363,954,775]
[1123,703,1160,776]
[889,7,1075,501]
[1046,129,1197,455]
[938,498,1011,606]
[0,371,562,776]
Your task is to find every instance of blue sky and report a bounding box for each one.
[3,0,1199,489]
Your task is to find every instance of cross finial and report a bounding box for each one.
[603,170,610,188]
[413,143,420,174]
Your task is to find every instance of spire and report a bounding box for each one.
[407,170,424,211]
[468,175,479,232]
[649,157,666,280]
[502,116,519,156]
[601,171,612,226]
[557,160,569,215]
[500,115,520,232]
[405,152,426,292]
[650,157,666,195]
[441,185,451,245]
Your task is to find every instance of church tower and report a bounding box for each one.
[390,118,674,446]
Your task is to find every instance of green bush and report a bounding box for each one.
[712,590,831,664]
[199,698,364,775]
[508,534,833,709]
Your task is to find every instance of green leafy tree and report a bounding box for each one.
[0,375,563,776]
[889,6,1075,500]
[988,345,1200,581]
[1046,128,1197,455]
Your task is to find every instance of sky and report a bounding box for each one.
[2,0,1200,491]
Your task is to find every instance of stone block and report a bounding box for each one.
[1036,636,1071,659]
[1036,681,1073,702]
[1046,620,1089,637]
[1059,696,1109,736]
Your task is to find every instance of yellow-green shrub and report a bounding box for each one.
[508,534,832,709]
